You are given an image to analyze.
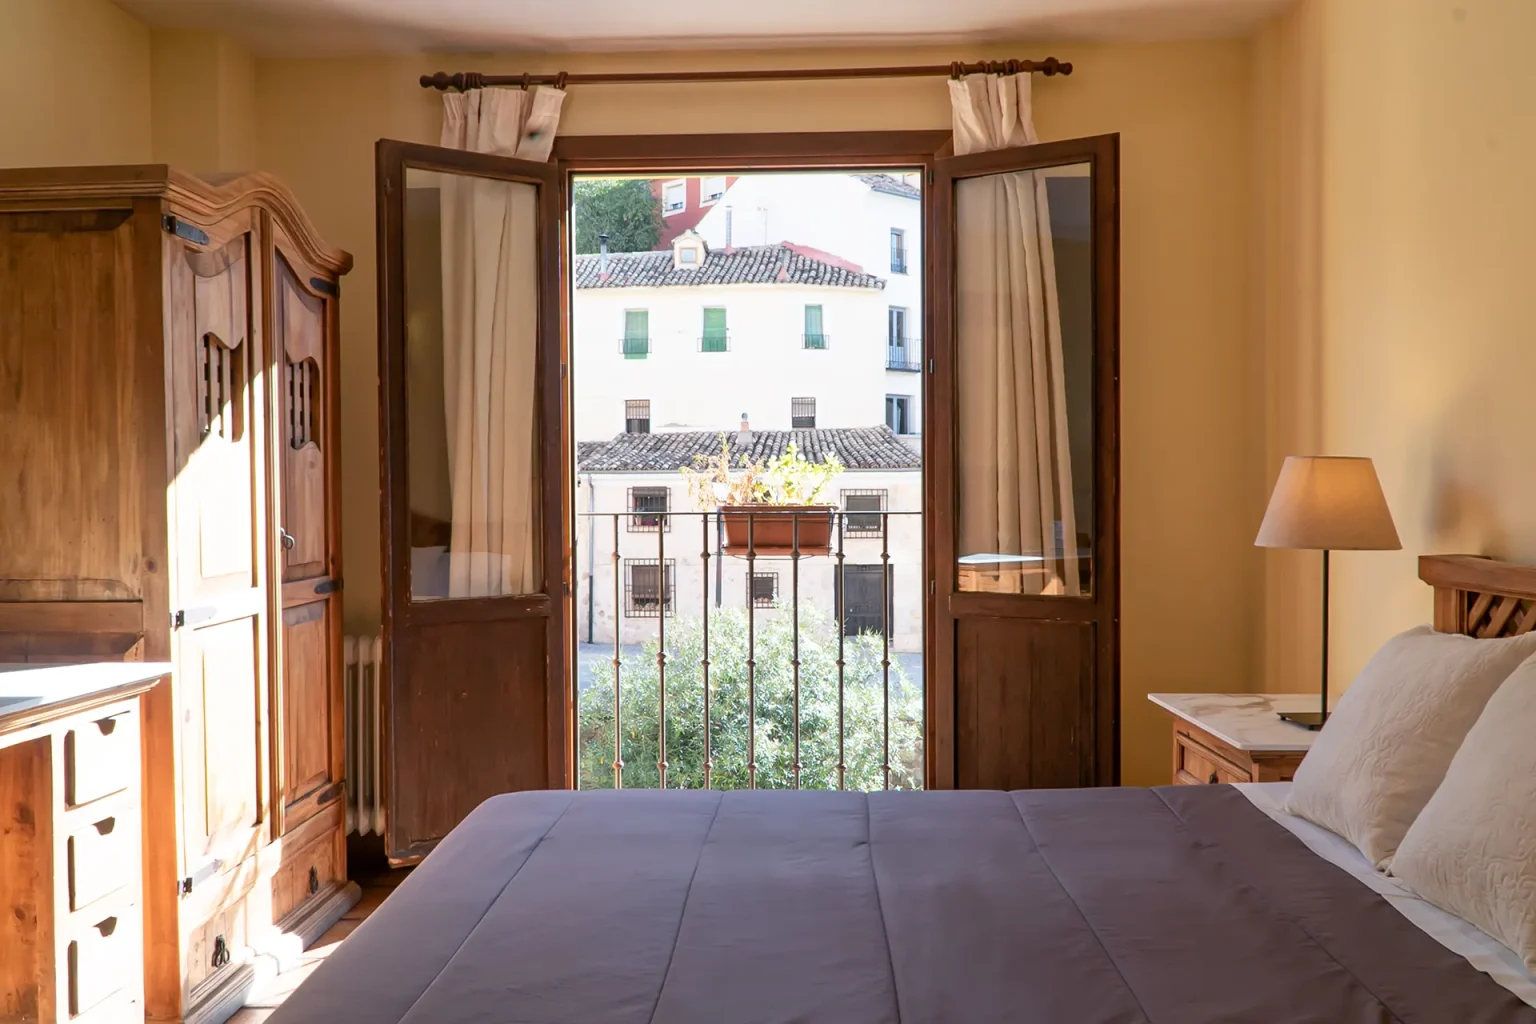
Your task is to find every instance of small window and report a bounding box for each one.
[842,489,887,537]
[628,486,670,532]
[803,305,826,349]
[887,306,908,347]
[623,310,649,359]
[700,175,727,205]
[625,559,676,617]
[748,572,778,608]
[701,307,728,352]
[890,228,907,274]
[885,395,912,435]
[791,397,816,429]
[662,179,686,216]
[678,248,698,265]
[625,399,651,434]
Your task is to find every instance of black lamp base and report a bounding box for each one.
[1278,709,1327,731]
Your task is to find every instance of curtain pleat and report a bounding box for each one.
[951,73,1080,595]
[438,87,563,597]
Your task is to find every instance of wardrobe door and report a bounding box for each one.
[272,245,343,830]
[166,211,272,894]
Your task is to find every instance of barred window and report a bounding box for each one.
[748,572,778,608]
[628,487,670,532]
[842,489,887,537]
[791,397,816,429]
[625,559,676,617]
[625,399,651,434]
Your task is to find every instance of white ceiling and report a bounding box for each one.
[113,0,1291,57]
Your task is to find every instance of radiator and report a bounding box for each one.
[344,635,385,837]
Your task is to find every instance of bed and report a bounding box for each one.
[268,556,1536,1023]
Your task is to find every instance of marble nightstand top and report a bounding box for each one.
[1148,692,1326,752]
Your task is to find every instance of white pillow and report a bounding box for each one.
[1284,624,1536,870]
[1392,655,1536,971]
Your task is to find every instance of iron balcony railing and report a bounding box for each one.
[886,341,922,372]
[803,333,830,350]
[698,332,731,353]
[620,336,650,358]
[575,509,923,794]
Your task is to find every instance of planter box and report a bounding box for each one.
[719,505,834,557]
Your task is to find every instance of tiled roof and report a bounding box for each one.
[577,427,921,473]
[573,243,885,290]
[855,173,921,200]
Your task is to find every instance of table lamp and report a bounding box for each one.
[1256,456,1401,729]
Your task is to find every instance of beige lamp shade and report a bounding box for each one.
[1256,456,1401,551]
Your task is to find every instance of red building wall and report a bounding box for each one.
[649,176,739,249]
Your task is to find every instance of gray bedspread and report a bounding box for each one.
[269,786,1536,1023]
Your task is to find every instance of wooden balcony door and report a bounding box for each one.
[928,134,1121,790]
[376,141,567,863]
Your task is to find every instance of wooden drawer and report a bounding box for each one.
[65,710,139,807]
[68,907,139,1016]
[1174,731,1252,785]
[273,826,342,922]
[68,809,137,911]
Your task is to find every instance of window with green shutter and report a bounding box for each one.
[701,307,728,352]
[623,310,649,358]
[804,305,826,349]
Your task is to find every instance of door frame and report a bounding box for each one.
[555,130,944,787]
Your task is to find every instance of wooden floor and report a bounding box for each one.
[228,868,407,1023]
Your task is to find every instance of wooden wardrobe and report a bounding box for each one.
[0,166,354,1023]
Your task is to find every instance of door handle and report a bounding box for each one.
[279,527,296,551]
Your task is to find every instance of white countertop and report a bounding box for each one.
[1148,692,1325,752]
[0,661,172,721]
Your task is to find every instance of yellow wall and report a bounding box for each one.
[151,29,259,172]
[0,0,153,166]
[1253,0,1536,692]
[255,40,1262,787]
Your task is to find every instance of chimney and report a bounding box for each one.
[737,412,751,448]
[724,206,734,250]
[598,233,609,282]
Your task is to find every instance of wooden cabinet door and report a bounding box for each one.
[376,140,568,864]
[271,244,343,830]
[929,135,1121,789]
[166,212,272,882]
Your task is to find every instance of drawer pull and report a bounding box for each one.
[1208,770,1219,785]
[212,934,231,969]
[308,866,320,896]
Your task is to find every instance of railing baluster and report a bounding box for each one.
[881,511,892,791]
[612,515,623,790]
[747,512,757,790]
[791,513,801,790]
[701,512,712,790]
[657,516,668,790]
[836,511,846,791]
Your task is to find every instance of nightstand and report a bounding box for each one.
[1148,693,1321,785]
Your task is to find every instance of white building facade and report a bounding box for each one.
[692,172,924,435]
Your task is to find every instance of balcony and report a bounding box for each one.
[802,333,830,350]
[890,254,908,274]
[620,336,650,359]
[576,509,923,793]
[698,332,730,353]
[886,342,921,372]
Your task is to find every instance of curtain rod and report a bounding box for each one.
[420,58,1071,92]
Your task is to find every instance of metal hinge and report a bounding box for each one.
[178,857,223,897]
[162,214,210,246]
[171,606,217,630]
[309,276,339,297]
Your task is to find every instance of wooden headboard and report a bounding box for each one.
[1419,555,1536,638]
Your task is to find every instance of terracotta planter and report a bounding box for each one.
[719,505,834,556]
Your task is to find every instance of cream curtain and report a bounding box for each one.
[950,73,1080,596]
[438,87,564,597]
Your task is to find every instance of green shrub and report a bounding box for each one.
[578,604,923,791]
